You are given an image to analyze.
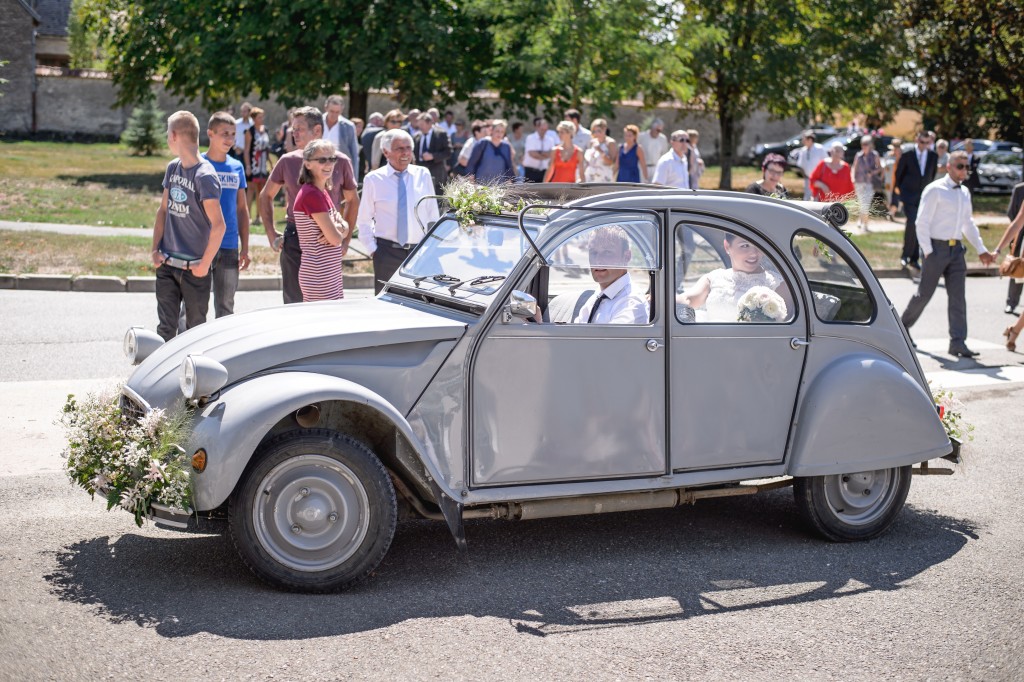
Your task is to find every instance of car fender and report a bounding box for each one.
[788,354,951,477]
[188,371,454,511]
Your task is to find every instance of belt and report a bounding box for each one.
[932,238,962,246]
[378,238,415,251]
[161,253,201,270]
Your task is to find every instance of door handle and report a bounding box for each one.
[646,339,664,352]
[790,337,810,350]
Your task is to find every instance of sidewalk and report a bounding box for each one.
[0,212,1012,292]
[0,219,375,292]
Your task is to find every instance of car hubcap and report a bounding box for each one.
[253,454,370,572]
[822,468,899,526]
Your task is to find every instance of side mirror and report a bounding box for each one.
[503,290,537,323]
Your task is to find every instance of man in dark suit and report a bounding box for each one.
[414,112,452,193]
[1003,182,1024,313]
[894,130,938,270]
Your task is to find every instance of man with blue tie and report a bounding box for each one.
[357,129,440,294]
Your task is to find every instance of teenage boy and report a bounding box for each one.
[152,111,225,341]
[203,112,251,317]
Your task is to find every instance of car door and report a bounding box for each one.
[470,213,667,487]
[669,214,807,471]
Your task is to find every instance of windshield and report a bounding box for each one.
[396,216,539,299]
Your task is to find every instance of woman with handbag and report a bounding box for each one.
[992,199,1024,349]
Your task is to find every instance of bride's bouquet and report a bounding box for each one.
[737,286,788,322]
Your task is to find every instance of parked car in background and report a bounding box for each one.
[748,127,835,167]
[951,139,1022,156]
[789,133,896,176]
[975,150,1024,193]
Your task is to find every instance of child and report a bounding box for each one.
[202,111,251,317]
[151,111,225,341]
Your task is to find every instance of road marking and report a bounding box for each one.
[926,365,1024,390]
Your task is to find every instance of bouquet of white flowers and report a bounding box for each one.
[61,384,194,526]
[737,286,788,322]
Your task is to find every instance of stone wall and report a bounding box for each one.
[8,69,804,164]
[0,0,39,134]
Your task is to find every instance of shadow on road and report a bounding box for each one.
[57,173,165,193]
[44,491,977,639]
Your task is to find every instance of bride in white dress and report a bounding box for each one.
[677,234,792,322]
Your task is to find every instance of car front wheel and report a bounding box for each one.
[229,429,397,592]
[794,466,911,542]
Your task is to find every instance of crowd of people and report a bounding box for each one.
[150,97,1024,363]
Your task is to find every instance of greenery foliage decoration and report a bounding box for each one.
[61,385,194,526]
[442,176,528,229]
[120,98,164,156]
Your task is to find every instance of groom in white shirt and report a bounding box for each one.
[901,150,995,357]
[574,226,649,325]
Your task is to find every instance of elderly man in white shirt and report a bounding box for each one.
[652,131,692,189]
[794,130,827,200]
[901,150,995,357]
[574,226,649,324]
[638,118,669,180]
[357,129,440,294]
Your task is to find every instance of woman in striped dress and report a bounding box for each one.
[293,139,349,301]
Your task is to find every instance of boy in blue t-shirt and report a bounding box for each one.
[203,111,251,317]
[152,111,225,341]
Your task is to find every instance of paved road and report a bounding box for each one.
[1,281,1022,680]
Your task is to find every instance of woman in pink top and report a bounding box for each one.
[292,139,350,301]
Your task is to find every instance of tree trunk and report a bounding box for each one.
[349,89,369,122]
[719,109,735,190]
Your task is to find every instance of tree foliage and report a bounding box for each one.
[474,0,686,118]
[674,0,899,188]
[895,0,1023,141]
[68,0,108,69]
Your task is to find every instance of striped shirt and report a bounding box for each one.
[293,183,344,301]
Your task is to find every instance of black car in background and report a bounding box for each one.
[746,127,835,167]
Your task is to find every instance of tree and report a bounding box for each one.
[473,0,686,119]
[68,0,108,69]
[121,97,164,156]
[895,0,1023,142]
[673,0,900,188]
[79,0,492,118]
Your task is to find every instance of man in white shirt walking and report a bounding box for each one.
[522,117,559,183]
[901,150,995,357]
[795,130,827,200]
[357,129,441,294]
[652,131,692,189]
[566,108,591,151]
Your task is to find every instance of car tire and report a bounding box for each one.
[229,429,397,593]
[793,466,911,542]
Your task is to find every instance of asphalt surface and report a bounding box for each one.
[1,281,1023,680]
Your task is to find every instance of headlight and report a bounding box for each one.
[123,327,164,365]
[179,355,229,400]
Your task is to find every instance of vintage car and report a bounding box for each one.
[119,183,958,593]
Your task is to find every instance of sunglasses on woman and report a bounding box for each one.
[311,157,338,164]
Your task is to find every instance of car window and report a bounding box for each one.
[674,224,795,324]
[543,218,658,325]
[791,231,875,323]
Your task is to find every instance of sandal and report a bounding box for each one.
[1004,326,1019,352]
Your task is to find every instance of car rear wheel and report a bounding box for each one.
[794,466,911,542]
[229,429,397,592]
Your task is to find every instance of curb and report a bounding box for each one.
[1,272,377,293]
